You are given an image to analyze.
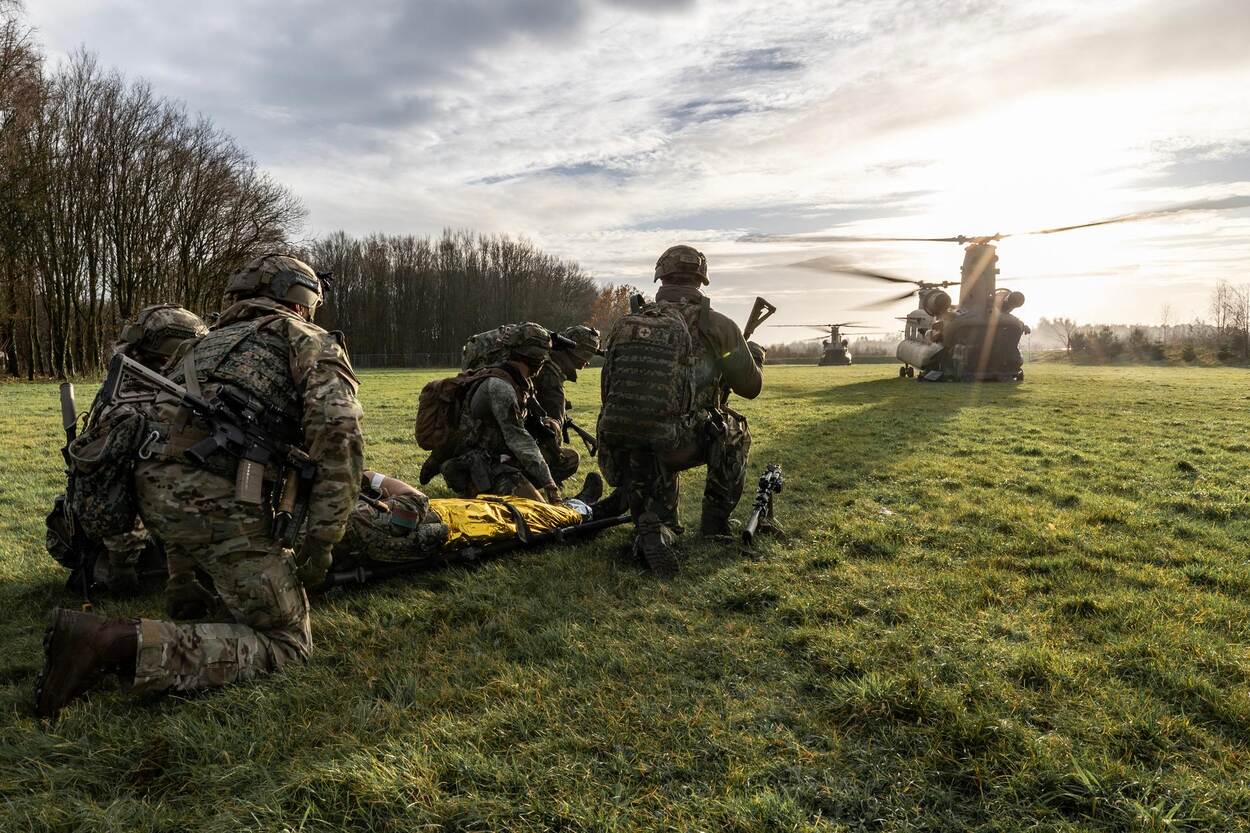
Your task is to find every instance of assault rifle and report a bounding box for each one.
[59,382,77,465]
[561,416,598,456]
[742,463,783,547]
[100,353,318,547]
[719,296,776,408]
[742,296,777,342]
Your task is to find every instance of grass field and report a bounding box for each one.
[1,363,1249,832]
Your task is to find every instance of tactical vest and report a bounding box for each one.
[176,315,301,433]
[162,314,302,478]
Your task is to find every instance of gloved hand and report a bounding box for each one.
[747,341,766,368]
[542,483,561,504]
[295,538,335,588]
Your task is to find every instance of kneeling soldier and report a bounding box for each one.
[438,323,564,503]
[35,254,364,718]
[532,324,601,486]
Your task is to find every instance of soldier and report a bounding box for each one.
[35,254,364,718]
[598,245,765,574]
[438,323,570,504]
[63,305,209,595]
[332,468,605,572]
[532,325,600,486]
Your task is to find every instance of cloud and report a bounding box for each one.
[24,0,1250,327]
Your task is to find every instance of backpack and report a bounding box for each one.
[461,325,518,372]
[64,405,149,539]
[598,301,700,451]
[414,367,520,452]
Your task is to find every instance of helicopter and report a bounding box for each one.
[767,322,873,365]
[785,240,1027,380]
[745,196,1250,382]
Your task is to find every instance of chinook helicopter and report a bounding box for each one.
[784,240,1026,380]
[767,322,872,365]
[746,196,1250,382]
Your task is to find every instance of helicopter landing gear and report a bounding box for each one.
[898,366,907,378]
[906,366,915,378]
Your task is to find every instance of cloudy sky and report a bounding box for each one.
[25,0,1250,334]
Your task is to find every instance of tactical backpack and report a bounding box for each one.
[597,301,701,451]
[63,405,148,539]
[461,325,518,372]
[414,367,521,452]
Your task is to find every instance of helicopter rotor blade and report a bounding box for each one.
[787,258,925,285]
[767,321,868,329]
[855,288,919,310]
[742,233,966,244]
[1015,195,1250,237]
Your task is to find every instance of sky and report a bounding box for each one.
[24,0,1250,337]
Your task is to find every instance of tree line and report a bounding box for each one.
[0,4,302,378]
[305,231,622,367]
[0,4,625,378]
[1035,281,1250,364]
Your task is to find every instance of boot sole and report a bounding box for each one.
[637,533,679,577]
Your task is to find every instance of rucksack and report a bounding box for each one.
[64,405,149,539]
[461,325,519,372]
[414,367,519,452]
[598,301,700,451]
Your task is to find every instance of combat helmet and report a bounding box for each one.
[118,304,208,362]
[559,325,602,364]
[506,322,553,364]
[654,244,708,285]
[224,254,324,316]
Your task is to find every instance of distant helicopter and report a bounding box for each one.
[745,196,1250,382]
[767,322,872,365]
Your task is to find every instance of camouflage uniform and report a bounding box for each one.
[440,324,557,500]
[600,260,762,538]
[131,286,363,694]
[68,305,208,591]
[441,370,555,498]
[332,492,449,568]
[532,345,592,486]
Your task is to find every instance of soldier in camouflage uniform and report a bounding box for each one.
[532,325,600,486]
[35,254,364,718]
[439,323,564,504]
[62,305,209,595]
[599,245,765,573]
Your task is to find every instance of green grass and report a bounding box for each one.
[2,364,1249,831]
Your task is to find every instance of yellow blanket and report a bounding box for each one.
[430,496,584,550]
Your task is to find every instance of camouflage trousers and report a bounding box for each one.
[601,409,752,533]
[332,494,449,569]
[100,516,148,572]
[131,460,311,695]
[538,435,580,487]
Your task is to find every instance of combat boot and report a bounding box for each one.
[34,608,138,719]
[634,512,679,577]
[699,510,734,539]
[573,472,604,505]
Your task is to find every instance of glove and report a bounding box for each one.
[747,341,767,368]
[542,483,561,504]
[295,538,335,588]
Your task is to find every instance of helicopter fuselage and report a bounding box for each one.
[894,243,1028,381]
